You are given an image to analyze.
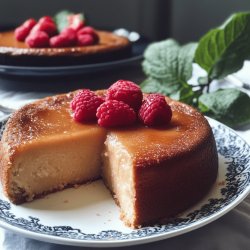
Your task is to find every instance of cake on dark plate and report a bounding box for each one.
[0,12,131,66]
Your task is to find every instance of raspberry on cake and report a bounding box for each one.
[139,93,172,126]
[71,89,104,122]
[25,31,50,48]
[14,19,37,41]
[30,17,57,37]
[77,26,99,43]
[0,82,218,228]
[15,15,94,48]
[77,34,95,46]
[96,100,136,127]
[106,80,143,111]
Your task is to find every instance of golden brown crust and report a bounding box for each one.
[0,141,12,201]
[131,100,218,227]
[111,97,215,170]
[133,130,218,227]
[2,92,73,145]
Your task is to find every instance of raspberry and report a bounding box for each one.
[50,35,68,48]
[61,28,77,44]
[14,18,37,41]
[71,90,86,111]
[71,89,104,122]
[77,26,94,35]
[39,16,54,24]
[77,26,99,43]
[50,28,77,48]
[68,14,84,31]
[31,20,57,37]
[23,18,37,30]
[106,80,143,111]
[25,31,49,48]
[77,34,95,46]
[50,33,76,48]
[15,26,31,41]
[139,94,172,126]
[96,100,136,127]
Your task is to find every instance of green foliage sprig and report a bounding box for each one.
[141,12,250,128]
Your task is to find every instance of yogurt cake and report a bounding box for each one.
[0,87,218,228]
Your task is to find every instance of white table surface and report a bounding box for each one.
[0,63,249,250]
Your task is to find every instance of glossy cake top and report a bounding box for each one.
[1,91,212,166]
[1,92,102,149]
[111,98,211,167]
[0,31,130,56]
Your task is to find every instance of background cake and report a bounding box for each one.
[0,30,131,66]
[0,11,132,66]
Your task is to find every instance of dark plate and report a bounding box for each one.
[0,41,146,77]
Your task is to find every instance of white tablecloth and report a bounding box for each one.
[0,64,249,250]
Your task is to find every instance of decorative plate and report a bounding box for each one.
[0,117,249,247]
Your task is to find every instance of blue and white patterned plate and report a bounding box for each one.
[0,117,249,247]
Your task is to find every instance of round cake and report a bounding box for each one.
[0,90,218,228]
[0,30,131,66]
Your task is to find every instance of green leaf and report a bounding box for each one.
[141,78,180,96]
[195,12,250,80]
[174,82,200,106]
[141,39,198,106]
[54,10,85,33]
[54,10,73,33]
[142,39,197,84]
[198,88,250,128]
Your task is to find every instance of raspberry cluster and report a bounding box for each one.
[14,15,99,48]
[70,80,172,128]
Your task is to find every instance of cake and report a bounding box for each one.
[0,90,218,228]
[0,30,131,66]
